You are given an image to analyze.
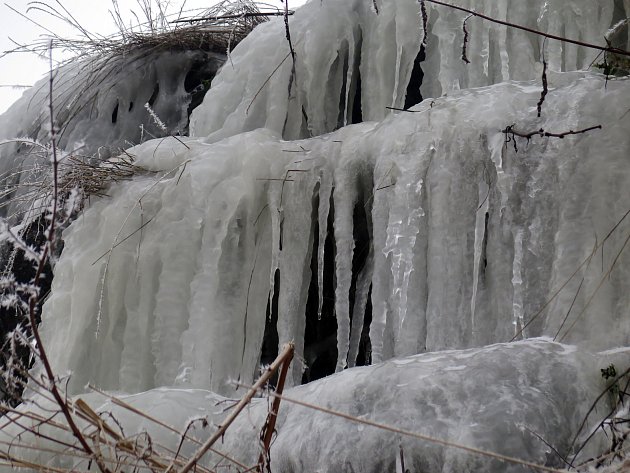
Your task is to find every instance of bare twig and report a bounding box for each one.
[419,0,428,46]
[24,42,112,473]
[179,343,295,473]
[537,40,548,117]
[236,383,565,473]
[461,14,472,64]
[510,208,630,342]
[386,106,421,113]
[171,11,294,24]
[246,50,293,115]
[87,385,248,471]
[502,124,602,142]
[283,0,297,96]
[372,0,379,15]
[568,366,630,464]
[424,0,630,57]
[257,343,293,472]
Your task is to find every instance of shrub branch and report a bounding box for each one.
[425,0,630,57]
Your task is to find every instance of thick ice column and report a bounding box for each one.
[347,247,373,367]
[332,167,358,372]
[382,161,427,356]
[424,137,480,351]
[276,168,317,386]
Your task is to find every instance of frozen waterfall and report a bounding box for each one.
[0,0,629,471]
[35,71,630,394]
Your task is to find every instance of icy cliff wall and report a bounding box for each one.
[191,0,627,141]
[36,71,630,394]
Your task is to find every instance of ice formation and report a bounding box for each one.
[4,340,628,472]
[1,0,630,470]
[191,0,626,141]
[34,70,630,394]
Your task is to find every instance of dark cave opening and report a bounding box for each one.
[302,190,338,384]
[404,45,426,110]
[300,187,374,384]
[183,56,221,135]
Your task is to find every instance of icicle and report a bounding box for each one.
[317,171,333,319]
[511,229,525,337]
[369,160,395,364]
[342,28,358,127]
[268,185,283,318]
[333,171,357,372]
[347,247,373,367]
[150,192,201,387]
[382,168,425,351]
[470,173,490,329]
[277,172,317,386]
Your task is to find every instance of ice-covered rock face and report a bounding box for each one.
[0,49,223,219]
[5,340,626,472]
[2,0,630,471]
[0,49,223,155]
[190,0,627,141]
[36,71,630,395]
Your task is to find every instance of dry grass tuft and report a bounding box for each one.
[0,144,143,225]
[3,0,272,61]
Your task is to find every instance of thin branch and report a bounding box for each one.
[87,385,248,471]
[537,40,548,117]
[171,11,294,24]
[568,366,630,464]
[419,0,428,46]
[372,0,379,15]
[179,343,295,473]
[503,124,602,141]
[461,14,472,64]
[283,0,297,96]
[246,50,293,115]
[24,42,111,473]
[510,207,630,342]
[424,0,630,57]
[558,230,630,343]
[386,106,421,113]
[236,383,565,473]
[257,343,292,472]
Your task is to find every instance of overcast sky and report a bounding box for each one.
[0,0,307,114]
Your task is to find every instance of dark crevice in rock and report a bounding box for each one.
[259,268,280,386]
[148,83,160,107]
[302,190,337,384]
[111,101,119,124]
[348,198,372,367]
[0,217,54,405]
[404,45,426,109]
[337,43,350,129]
[183,55,222,134]
[350,29,363,125]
